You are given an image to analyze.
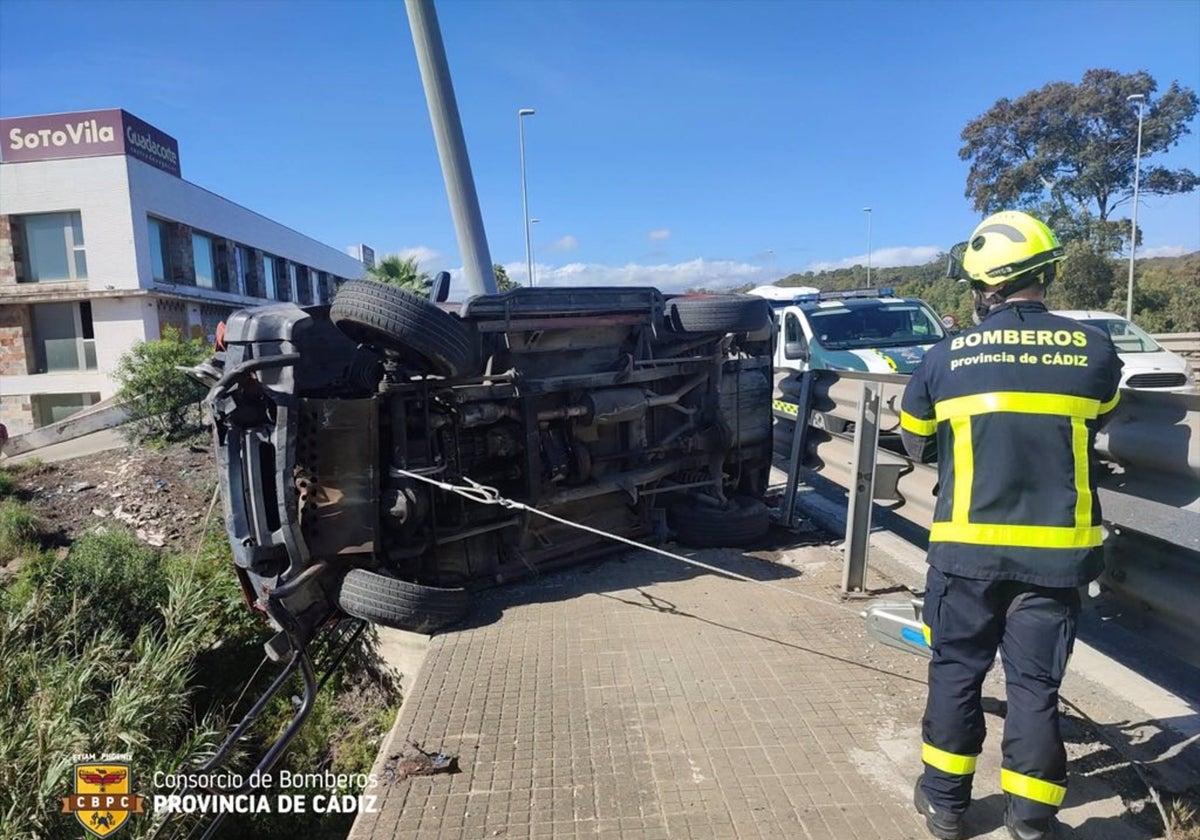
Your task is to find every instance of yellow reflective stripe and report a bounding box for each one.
[1072,417,1091,529]
[922,743,977,776]
[1001,768,1066,806]
[951,416,972,525]
[922,624,932,646]
[935,392,1101,420]
[1098,391,1120,415]
[900,411,937,436]
[772,399,798,416]
[930,522,1103,548]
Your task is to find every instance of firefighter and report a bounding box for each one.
[900,211,1123,840]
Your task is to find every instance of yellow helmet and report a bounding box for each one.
[957,211,1065,287]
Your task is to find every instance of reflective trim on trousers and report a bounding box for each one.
[922,743,977,776]
[1001,768,1067,807]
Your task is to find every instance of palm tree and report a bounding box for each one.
[368,255,431,296]
[494,263,521,292]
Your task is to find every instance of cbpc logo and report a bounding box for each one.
[60,761,146,838]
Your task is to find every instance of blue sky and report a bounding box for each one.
[2,0,1197,294]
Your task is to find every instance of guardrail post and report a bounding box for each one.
[843,380,881,593]
[779,371,816,528]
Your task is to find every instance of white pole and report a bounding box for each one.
[519,108,535,287]
[405,0,496,295]
[1125,94,1145,321]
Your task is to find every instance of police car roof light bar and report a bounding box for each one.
[792,287,896,304]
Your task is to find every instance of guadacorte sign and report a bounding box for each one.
[0,109,181,177]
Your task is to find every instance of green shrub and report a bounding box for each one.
[0,499,40,561]
[0,504,400,840]
[21,529,167,643]
[113,326,210,444]
[0,469,16,499]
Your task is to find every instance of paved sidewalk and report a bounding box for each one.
[351,527,1187,840]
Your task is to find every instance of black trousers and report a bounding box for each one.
[919,566,1080,820]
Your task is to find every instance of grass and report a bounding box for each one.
[0,499,41,563]
[1169,797,1200,840]
[0,470,400,840]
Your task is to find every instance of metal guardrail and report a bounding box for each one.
[1155,332,1200,381]
[774,369,1200,658]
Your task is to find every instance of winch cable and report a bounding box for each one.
[393,467,863,617]
[394,467,1174,836]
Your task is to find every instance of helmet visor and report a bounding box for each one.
[946,241,969,281]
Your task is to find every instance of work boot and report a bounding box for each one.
[913,777,965,840]
[1005,797,1058,840]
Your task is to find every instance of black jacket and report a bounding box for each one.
[900,301,1123,587]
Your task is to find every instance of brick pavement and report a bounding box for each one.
[349,536,1172,840]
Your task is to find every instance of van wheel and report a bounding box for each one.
[669,295,771,334]
[668,492,771,547]
[331,281,476,377]
[336,569,469,634]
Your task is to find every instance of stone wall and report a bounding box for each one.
[0,303,32,376]
[0,215,15,289]
[0,394,34,436]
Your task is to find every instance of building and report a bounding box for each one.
[0,108,367,434]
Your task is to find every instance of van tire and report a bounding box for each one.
[668,492,771,547]
[331,281,475,377]
[337,569,469,634]
[669,295,771,334]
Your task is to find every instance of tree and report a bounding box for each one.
[1048,240,1115,311]
[494,263,520,292]
[367,255,431,295]
[113,326,209,443]
[960,69,1199,251]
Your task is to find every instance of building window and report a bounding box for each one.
[235,245,252,296]
[262,255,278,299]
[32,392,101,427]
[193,232,216,289]
[15,212,88,282]
[313,270,326,303]
[149,217,171,281]
[32,301,97,373]
[288,263,299,302]
[294,266,312,305]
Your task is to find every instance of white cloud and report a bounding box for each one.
[393,246,440,265]
[529,257,772,293]
[647,229,671,241]
[445,245,947,296]
[1139,244,1189,258]
[450,258,771,293]
[546,235,580,252]
[804,245,942,273]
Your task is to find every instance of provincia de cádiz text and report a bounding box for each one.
[151,769,381,815]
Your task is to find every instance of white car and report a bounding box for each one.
[1056,310,1194,392]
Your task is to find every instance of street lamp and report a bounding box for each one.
[529,218,540,286]
[518,108,536,287]
[863,207,873,287]
[1125,94,1145,321]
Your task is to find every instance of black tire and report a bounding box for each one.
[773,417,797,459]
[337,568,469,634]
[668,492,771,548]
[331,280,475,377]
[669,295,771,334]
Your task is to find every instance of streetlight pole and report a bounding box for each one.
[518,108,536,287]
[529,218,539,286]
[863,207,873,287]
[1125,94,1145,321]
